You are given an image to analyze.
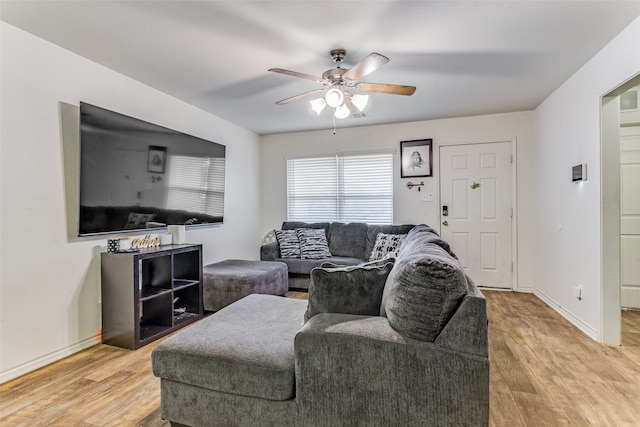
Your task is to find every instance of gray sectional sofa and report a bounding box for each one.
[260,221,415,290]
[152,224,489,427]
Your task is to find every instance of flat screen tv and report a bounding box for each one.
[78,102,226,236]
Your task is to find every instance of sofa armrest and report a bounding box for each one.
[294,313,489,427]
[260,242,280,261]
[434,286,488,358]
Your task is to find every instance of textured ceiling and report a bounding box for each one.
[2,1,640,135]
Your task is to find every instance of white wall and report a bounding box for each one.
[260,111,535,290]
[532,16,640,342]
[0,23,261,382]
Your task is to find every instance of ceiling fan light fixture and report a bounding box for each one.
[351,94,369,112]
[325,88,344,108]
[270,50,415,127]
[309,98,326,115]
[335,103,351,119]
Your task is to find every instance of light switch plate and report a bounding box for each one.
[421,193,434,202]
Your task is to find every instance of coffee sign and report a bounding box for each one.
[129,234,161,249]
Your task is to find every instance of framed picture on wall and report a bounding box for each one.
[148,146,167,173]
[400,139,432,178]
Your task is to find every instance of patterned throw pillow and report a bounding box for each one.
[296,228,332,259]
[274,229,301,258]
[124,212,157,230]
[369,232,407,261]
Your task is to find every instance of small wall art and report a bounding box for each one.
[148,145,167,173]
[400,139,433,178]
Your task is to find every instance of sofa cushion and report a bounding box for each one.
[282,221,330,238]
[365,224,415,259]
[274,229,301,258]
[296,228,332,259]
[381,243,468,342]
[328,222,368,258]
[151,294,308,401]
[280,256,364,275]
[369,232,407,261]
[305,259,395,322]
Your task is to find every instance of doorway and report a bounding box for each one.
[619,86,640,311]
[601,73,640,346]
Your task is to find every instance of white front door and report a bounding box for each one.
[620,122,640,309]
[109,149,146,206]
[439,142,513,289]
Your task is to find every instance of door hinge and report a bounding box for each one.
[510,154,513,163]
[511,208,513,218]
[511,262,514,272]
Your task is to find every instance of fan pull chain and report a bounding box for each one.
[333,110,336,135]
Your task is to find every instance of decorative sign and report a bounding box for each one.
[129,234,161,249]
[107,234,163,253]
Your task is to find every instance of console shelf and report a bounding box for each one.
[101,244,203,349]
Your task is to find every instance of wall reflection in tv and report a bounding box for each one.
[78,102,226,236]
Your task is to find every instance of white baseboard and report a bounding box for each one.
[478,285,533,293]
[534,289,598,341]
[0,334,101,384]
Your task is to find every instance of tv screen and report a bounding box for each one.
[78,102,226,236]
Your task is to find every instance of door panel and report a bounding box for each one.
[440,142,512,288]
[480,232,498,270]
[453,232,470,269]
[620,125,640,308]
[452,179,469,219]
[480,178,497,219]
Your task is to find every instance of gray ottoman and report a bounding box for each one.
[203,259,288,311]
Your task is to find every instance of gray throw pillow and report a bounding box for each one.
[381,243,468,342]
[328,222,368,258]
[274,229,301,258]
[296,228,332,259]
[305,259,395,323]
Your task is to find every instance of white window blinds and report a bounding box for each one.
[167,155,225,216]
[286,152,393,224]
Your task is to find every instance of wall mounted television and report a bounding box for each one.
[78,102,226,236]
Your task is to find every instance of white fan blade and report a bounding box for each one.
[269,68,326,84]
[343,53,389,81]
[275,89,325,105]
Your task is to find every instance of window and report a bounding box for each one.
[167,155,225,215]
[286,151,393,224]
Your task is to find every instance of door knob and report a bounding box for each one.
[442,220,448,226]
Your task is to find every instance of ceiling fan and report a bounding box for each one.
[268,49,416,119]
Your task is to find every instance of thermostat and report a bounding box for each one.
[572,163,587,182]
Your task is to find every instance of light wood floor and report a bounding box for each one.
[1,291,639,426]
